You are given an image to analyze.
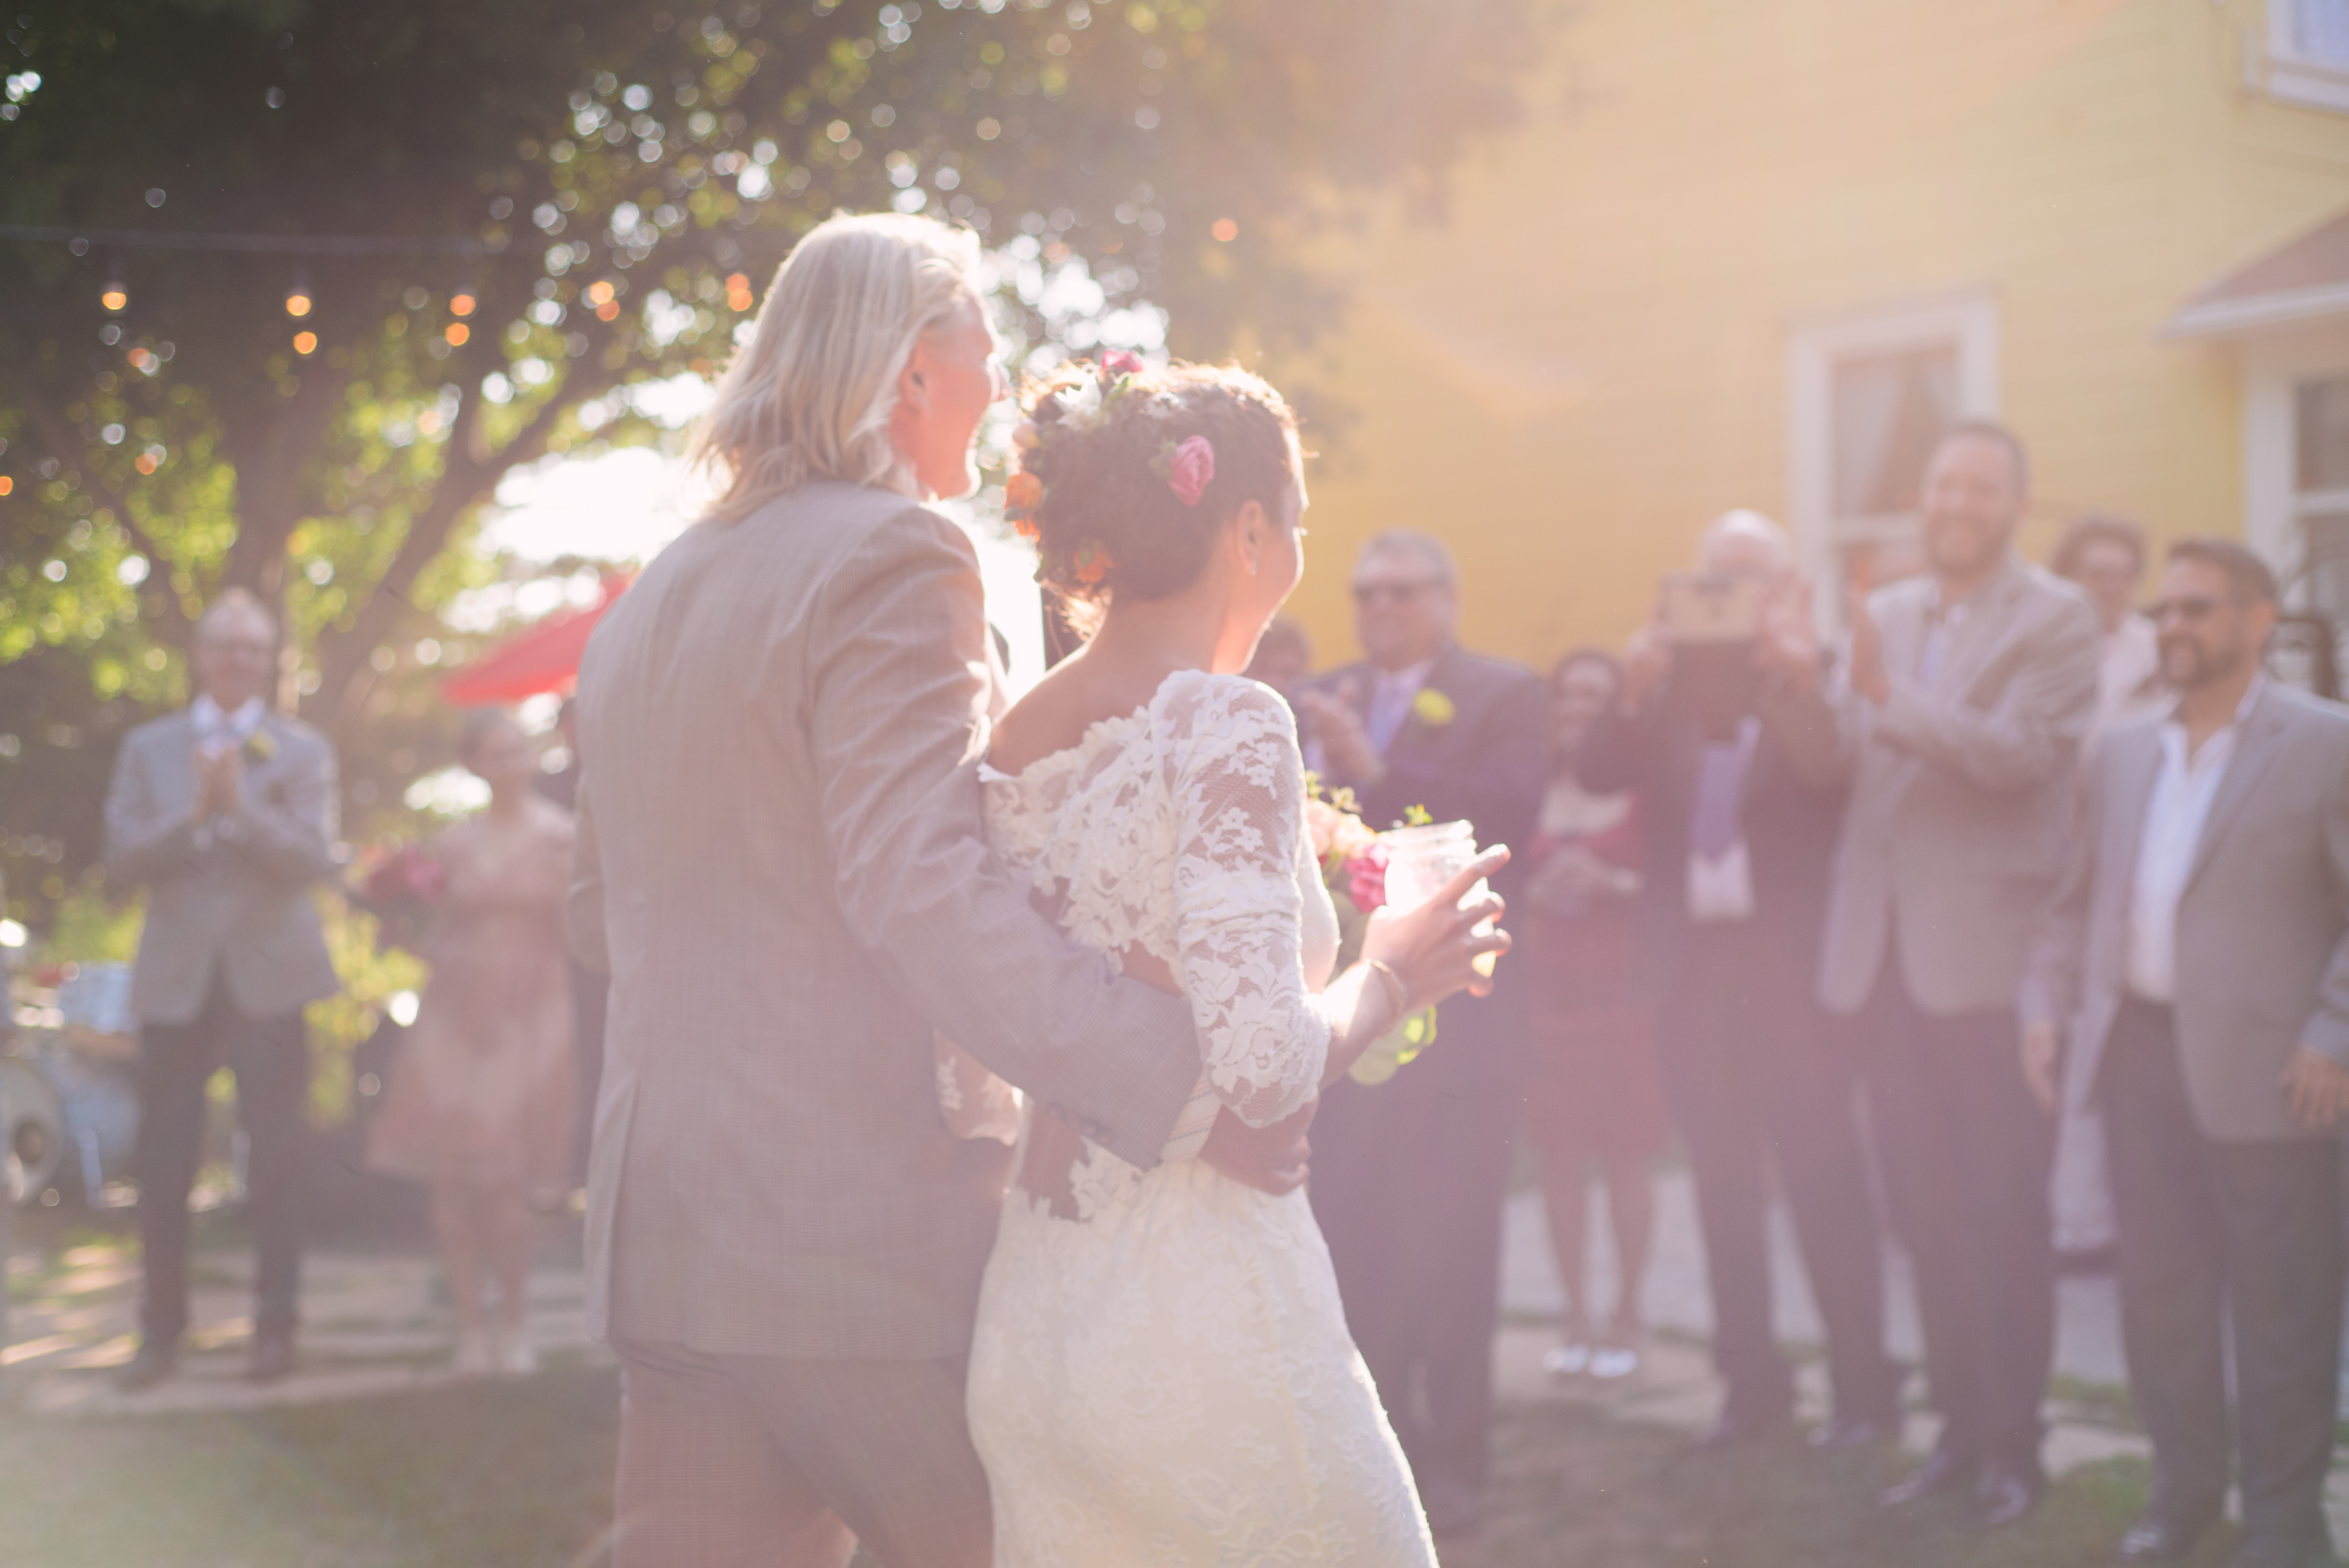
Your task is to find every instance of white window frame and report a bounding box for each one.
[2243,321,2349,613]
[2259,0,2349,116]
[1786,289,2000,622]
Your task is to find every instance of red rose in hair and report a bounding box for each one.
[1166,435,1215,507]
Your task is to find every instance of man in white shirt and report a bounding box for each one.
[2023,539,2349,1568]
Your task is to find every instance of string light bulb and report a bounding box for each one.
[293,330,318,355]
[725,272,754,311]
[444,322,469,346]
[285,262,312,318]
[101,267,128,312]
[449,286,477,318]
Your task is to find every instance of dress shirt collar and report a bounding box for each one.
[190,693,265,753]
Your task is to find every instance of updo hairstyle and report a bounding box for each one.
[1015,360,1299,606]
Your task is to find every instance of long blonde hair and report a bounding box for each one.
[690,212,984,523]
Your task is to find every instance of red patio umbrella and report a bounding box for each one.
[440,572,630,707]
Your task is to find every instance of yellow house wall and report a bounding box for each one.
[1273,0,2349,675]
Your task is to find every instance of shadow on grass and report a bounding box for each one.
[1464,1402,2215,1568]
[2,1367,2218,1568]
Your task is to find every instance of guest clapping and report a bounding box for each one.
[1518,651,1668,1385]
[2024,540,2349,1568]
[368,710,577,1377]
[1775,423,2100,1526]
[103,589,342,1390]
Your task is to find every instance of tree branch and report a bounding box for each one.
[23,403,194,649]
[311,348,624,736]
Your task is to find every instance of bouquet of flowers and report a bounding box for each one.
[346,841,445,955]
[1305,781,1439,1086]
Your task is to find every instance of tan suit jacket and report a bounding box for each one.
[2022,683,2349,1141]
[569,481,1202,1360]
[1775,554,2100,1017]
[102,710,342,1026]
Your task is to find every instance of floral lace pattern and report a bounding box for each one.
[970,669,1433,1568]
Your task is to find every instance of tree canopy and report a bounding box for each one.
[0,0,1542,924]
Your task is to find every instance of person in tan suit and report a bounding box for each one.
[103,589,341,1390]
[568,213,1307,1568]
[1773,421,2100,1528]
[2023,540,2349,1568]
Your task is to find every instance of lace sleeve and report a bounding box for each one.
[1164,674,1330,1127]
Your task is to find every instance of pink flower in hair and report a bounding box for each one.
[1100,349,1142,382]
[1167,434,1215,507]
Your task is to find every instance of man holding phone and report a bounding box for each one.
[1579,511,1901,1453]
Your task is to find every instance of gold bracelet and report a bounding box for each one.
[1362,958,1410,1020]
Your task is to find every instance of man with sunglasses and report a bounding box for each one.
[2023,539,2349,1568]
[1294,530,1548,1542]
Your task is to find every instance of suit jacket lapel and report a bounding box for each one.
[1934,558,2025,701]
[1391,645,1463,761]
[2185,687,2289,890]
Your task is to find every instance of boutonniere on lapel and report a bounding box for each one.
[1410,687,1455,729]
[241,727,278,765]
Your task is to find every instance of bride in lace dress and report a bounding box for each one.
[962,361,1511,1566]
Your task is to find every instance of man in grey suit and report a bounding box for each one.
[2023,540,2349,1568]
[102,589,342,1389]
[1776,421,2100,1527]
[569,214,1303,1567]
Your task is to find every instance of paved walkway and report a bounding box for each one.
[0,1232,608,1417]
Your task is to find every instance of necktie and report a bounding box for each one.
[1688,718,1759,858]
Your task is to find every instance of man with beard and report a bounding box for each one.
[1772,422,2100,1527]
[2023,540,2349,1568]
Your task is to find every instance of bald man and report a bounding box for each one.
[104,590,342,1389]
[1578,512,1900,1451]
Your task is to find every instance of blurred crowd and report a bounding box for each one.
[69,415,2349,1568]
[1243,420,2349,1564]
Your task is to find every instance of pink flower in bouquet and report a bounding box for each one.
[1345,841,1389,913]
[1303,795,1347,861]
[402,847,446,901]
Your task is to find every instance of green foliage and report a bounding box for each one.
[0,0,1545,927]
[305,898,427,1127]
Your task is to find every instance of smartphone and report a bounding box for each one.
[1657,572,1767,645]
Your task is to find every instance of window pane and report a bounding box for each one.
[2305,512,2349,620]
[2292,0,2349,66]
[2295,378,2349,493]
[1830,345,1958,522]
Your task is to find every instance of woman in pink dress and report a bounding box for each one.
[369,709,576,1375]
[1519,650,1672,1381]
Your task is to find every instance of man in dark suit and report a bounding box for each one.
[1579,511,1900,1452]
[102,589,342,1389]
[2024,540,2349,1568]
[1296,529,1547,1540]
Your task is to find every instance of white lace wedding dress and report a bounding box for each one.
[967,669,1437,1568]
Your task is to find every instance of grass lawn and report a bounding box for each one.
[1471,1403,2189,1568]
[2,1361,2187,1568]
[0,1367,623,1568]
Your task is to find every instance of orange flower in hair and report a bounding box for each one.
[1003,470,1043,517]
[1074,543,1112,586]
